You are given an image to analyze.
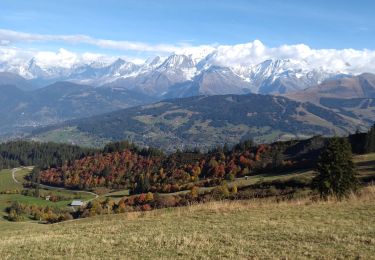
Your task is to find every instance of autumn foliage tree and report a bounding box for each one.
[38,140,290,194]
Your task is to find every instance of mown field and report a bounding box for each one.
[0,187,374,259]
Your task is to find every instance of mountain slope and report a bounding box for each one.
[232,59,336,94]
[32,94,368,151]
[286,73,375,124]
[319,98,375,124]
[0,82,156,135]
[106,54,198,97]
[287,73,375,103]
[0,72,36,91]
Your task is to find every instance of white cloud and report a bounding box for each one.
[208,41,375,74]
[34,49,79,68]
[0,28,182,53]
[0,28,375,74]
[210,40,268,66]
[0,46,33,65]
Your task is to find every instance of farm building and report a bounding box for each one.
[70,200,84,206]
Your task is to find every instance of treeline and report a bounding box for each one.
[348,123,375,154]
[39,137,318,193]
[7,176,309,223]
[39,124,375,194]
[6,201,73,223]
[365,124,375,153]
[2,123,373,172]
[6,125,375,223]
[0,141,98,170]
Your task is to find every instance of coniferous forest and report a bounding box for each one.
[0,141,98,170]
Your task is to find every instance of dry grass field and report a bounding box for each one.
[0,186,374,259]
[0,153,373,259]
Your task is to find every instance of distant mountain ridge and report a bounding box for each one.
[31,93,372,151]
[1,55,375,142]
[0,72,36,91]
[1,69,374,140]
[287,73,375,103]
[0,51,350,97]
[0,82,155,135]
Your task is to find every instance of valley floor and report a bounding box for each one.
[1,186,374,259]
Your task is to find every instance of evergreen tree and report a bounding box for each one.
[31,166,41,198]
[365,124,375,153]
[134,173,151,194]
[271,149,283,168]
[312,137,358,200]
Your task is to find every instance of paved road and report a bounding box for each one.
[39,183,99,201]
[11,168,21,184]
[11,167,98,202]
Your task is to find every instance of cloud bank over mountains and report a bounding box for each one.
[209,40,375,74]
[1,28,375,74]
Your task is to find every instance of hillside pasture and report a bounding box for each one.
[0,186,374,259]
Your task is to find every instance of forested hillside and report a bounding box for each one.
[0,141,98,170]
[38,138,322,193]
[38,125,375,194]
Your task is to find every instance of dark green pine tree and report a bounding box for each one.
[365,124,375,153]
[134,173,151,194]
[312,137,358,200]
[31,166,41,198]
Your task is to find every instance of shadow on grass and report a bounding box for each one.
[105,195,125,198]
[253,168,314,179]
[356,160,375,172]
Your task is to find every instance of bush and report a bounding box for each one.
[189,186,199,199]
[154,194,178,208]
[230,185,238,195]
[212,183,230,199]
[145,192,154,202]
[225,173,235,181]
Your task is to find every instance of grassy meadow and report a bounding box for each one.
[0,186,374,259]
[0,153,373,258]
[0,169,22,193]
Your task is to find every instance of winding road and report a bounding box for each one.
[11,167,98,202]
[11,168,21,184]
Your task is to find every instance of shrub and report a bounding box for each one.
[141,204,152,211]
[154,194,177,208]
[225,173,235,181]
[230,184,238,194]
[190,186,199,199]
[145,192,154,202]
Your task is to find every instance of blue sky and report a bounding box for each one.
[0,0,374,56]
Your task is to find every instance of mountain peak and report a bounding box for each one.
[147,56,162,66]
[159,54,195,69]
[27,57,37,68]
[112,58,126,67]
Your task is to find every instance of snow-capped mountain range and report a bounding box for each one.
[0,50,350,97]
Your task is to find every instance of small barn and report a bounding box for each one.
[70,200,84,206]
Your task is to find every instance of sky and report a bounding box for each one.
[0,0,375,72]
